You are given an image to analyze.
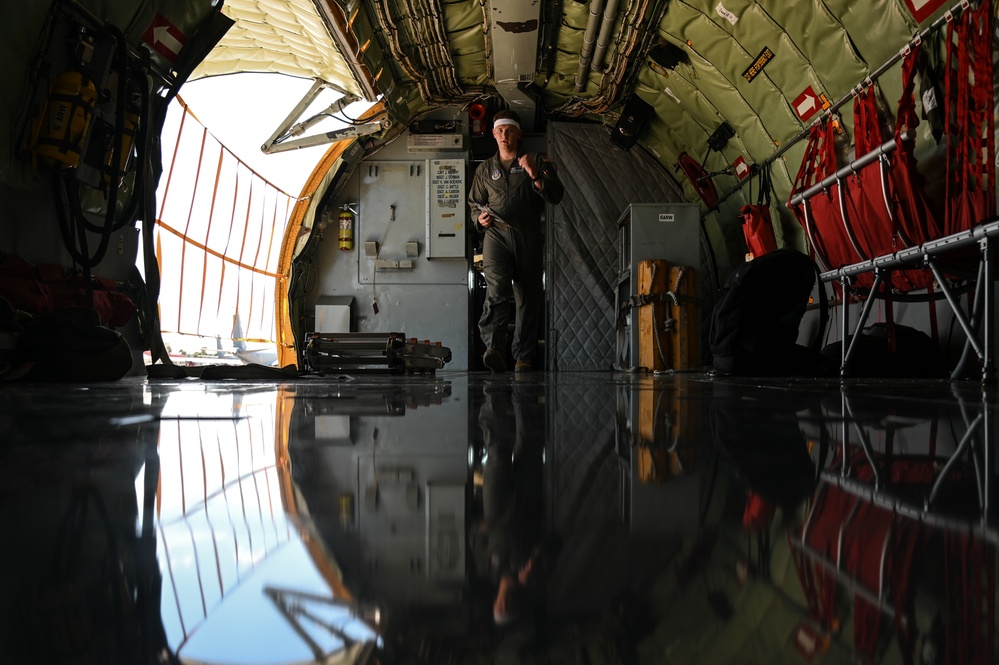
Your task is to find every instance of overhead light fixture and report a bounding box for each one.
[648,42,690,72]
[610,94,654,151]
[707,122,735,153]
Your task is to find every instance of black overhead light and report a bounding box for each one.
[647,42,690,76]
[610,94,655,151]
[707,122,735,153]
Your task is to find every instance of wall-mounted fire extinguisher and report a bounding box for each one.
[103,104,139,188]
[469,102,487,137]
[338,204,354,251]
[32,67,98,169]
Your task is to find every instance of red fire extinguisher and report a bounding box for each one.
[338,205,354,251]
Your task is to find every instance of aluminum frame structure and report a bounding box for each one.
[815,217,999,382]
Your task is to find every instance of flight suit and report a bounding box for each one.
[468,151,564,365]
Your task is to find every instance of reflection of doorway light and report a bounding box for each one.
[150,387,375,663]
[264,586,379,661]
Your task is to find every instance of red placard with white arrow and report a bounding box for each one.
[142,14,187,63]
[732,156,750,180]
[792,86,820,122]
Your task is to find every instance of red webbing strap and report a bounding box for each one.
[789,528,822,620]
[942,530,992,664]
[791,124,829,267]
[944,2,995,235]
[795,482,851,627]
[974,1,995,213]
[955,532,973,663]
[791,487,828,623]
[892,46,944,245]
[792,119,875,294]
[843,82,926,291]
[962,535,997,665]
[966,536,983,664]
[836,166,870,261]
[896,42,921,138]
[889,518,924,665]
[844,499,890,661]
[854,594,881,660]
[979,3,995,216]
[944,530,957,661]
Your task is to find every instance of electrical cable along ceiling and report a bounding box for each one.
[192,1,970,222]
[178,0,996,299]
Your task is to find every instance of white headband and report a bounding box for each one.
[494,118,520,129]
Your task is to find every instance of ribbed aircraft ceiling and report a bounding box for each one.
[189,0,977,238]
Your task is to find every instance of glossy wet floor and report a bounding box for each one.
[0,372,995,664]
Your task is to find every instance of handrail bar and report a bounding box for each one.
[788,131,914,207]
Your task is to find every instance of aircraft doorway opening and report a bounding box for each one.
[143,73,374,368]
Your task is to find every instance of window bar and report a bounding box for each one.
[158,105,188,225]
[215,169,242,328]
[158,521,188,639]
[197,148,225,336]
[176,126,209,335]
[234,177,255,346]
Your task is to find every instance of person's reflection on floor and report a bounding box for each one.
[469,380,554,642]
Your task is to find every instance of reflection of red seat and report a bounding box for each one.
[789,2,994,296]
[791,480,923,662]
[791,452,996,665]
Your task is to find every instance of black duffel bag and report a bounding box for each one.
[709,248,831,377]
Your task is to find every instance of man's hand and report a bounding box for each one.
[478,209,492,228]
[518,154,537,180]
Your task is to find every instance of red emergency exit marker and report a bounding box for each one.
[732,156,750,180]
[793,86,821,122]
[143,14,187,63]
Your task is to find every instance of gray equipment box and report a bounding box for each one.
[616,203,700,369]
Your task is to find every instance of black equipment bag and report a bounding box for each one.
[820,322,948,378]
[709,249,830,377]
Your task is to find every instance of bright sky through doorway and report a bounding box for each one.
[147,72,375,363]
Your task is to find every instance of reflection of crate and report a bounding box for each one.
[636,447,686,484]
[637,387,700,460]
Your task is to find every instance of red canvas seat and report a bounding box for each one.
[789,2,993,296]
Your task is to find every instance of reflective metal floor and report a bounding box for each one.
[1,371,995,664]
